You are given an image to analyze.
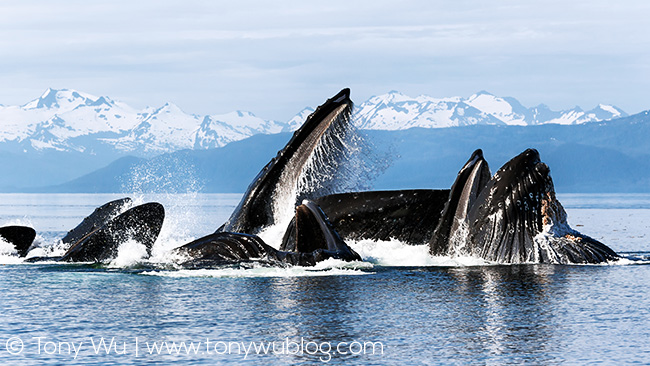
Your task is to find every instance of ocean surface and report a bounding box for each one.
[1,193,650,365]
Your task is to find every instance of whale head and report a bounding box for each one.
[430,149,618,264]
[220,88,354,235]
[62,202,165,263]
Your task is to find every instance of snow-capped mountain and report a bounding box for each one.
[354,90,627,130]
[194,110,293,150]
[0,88,294,155]
[0,88,627,156]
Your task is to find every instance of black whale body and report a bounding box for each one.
[175,89,361,267]
[312,189,450,245]
[61,202,165,262]
[0,226,36,257]
[27,200,165,263]
[429,149,491,255]
[455,149,618,264]
[175,200,361,267]
[61,197,133,247]
[429,149,619,264]
[311,149,618,264]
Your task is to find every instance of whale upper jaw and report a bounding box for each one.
[219,88,353,236]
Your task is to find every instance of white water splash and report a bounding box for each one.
[28,239,69,258]
[257,223,289,250]
[263,105,391,245]
[350,238,491,267]
[0,237,18,263]
[109,239,149,267]
[122,155,205,194]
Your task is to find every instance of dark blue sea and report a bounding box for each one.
[1,193,649,365]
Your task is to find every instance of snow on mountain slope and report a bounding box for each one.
[194,111,287,149]
[354,90,517,130]
[286,107,314,131]
[0,88,294,155]
[0,88,628,156]
[465,91,528,126]
[355,90,627,129]
[119,103,202,153]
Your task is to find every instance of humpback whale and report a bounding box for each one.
[61,197,132,247]
[278,200,361,263]
[27,198,165,263]
[430,149,619,264]
[310,149,618,264]
[61,202,164,262]
[174,88,361,267]
[174,200,360,267]
[219,88,355,235]
[175,87,615,266]
[312,189,450,245]
[0,226,36,257]
[429,149,491,256]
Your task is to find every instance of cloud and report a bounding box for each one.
[0,0,648,118]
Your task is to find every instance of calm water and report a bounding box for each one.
[1,193,650,365]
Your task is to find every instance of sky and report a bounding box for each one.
[0,0,649,120]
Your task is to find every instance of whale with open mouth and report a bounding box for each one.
[219,88,355,235]
[313,149,619,264]
[174,88,361,267]
[429,148,619,264]
[26,198,165,263]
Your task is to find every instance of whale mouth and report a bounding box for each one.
[61,202,165,263]
[220,88,355,237]
[429,149,619,264]
[464,149,552,263]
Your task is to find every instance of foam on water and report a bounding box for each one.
[350,238,492,267]
[141,258,373,278]
[24,235,69,259]
[350,237,650,267]
[0,255,23,265]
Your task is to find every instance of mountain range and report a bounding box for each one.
[354,90,626,129]
[0,88,626,157]
[0,88,299,156]
[37,110,650,194]
[0,88,639,192]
